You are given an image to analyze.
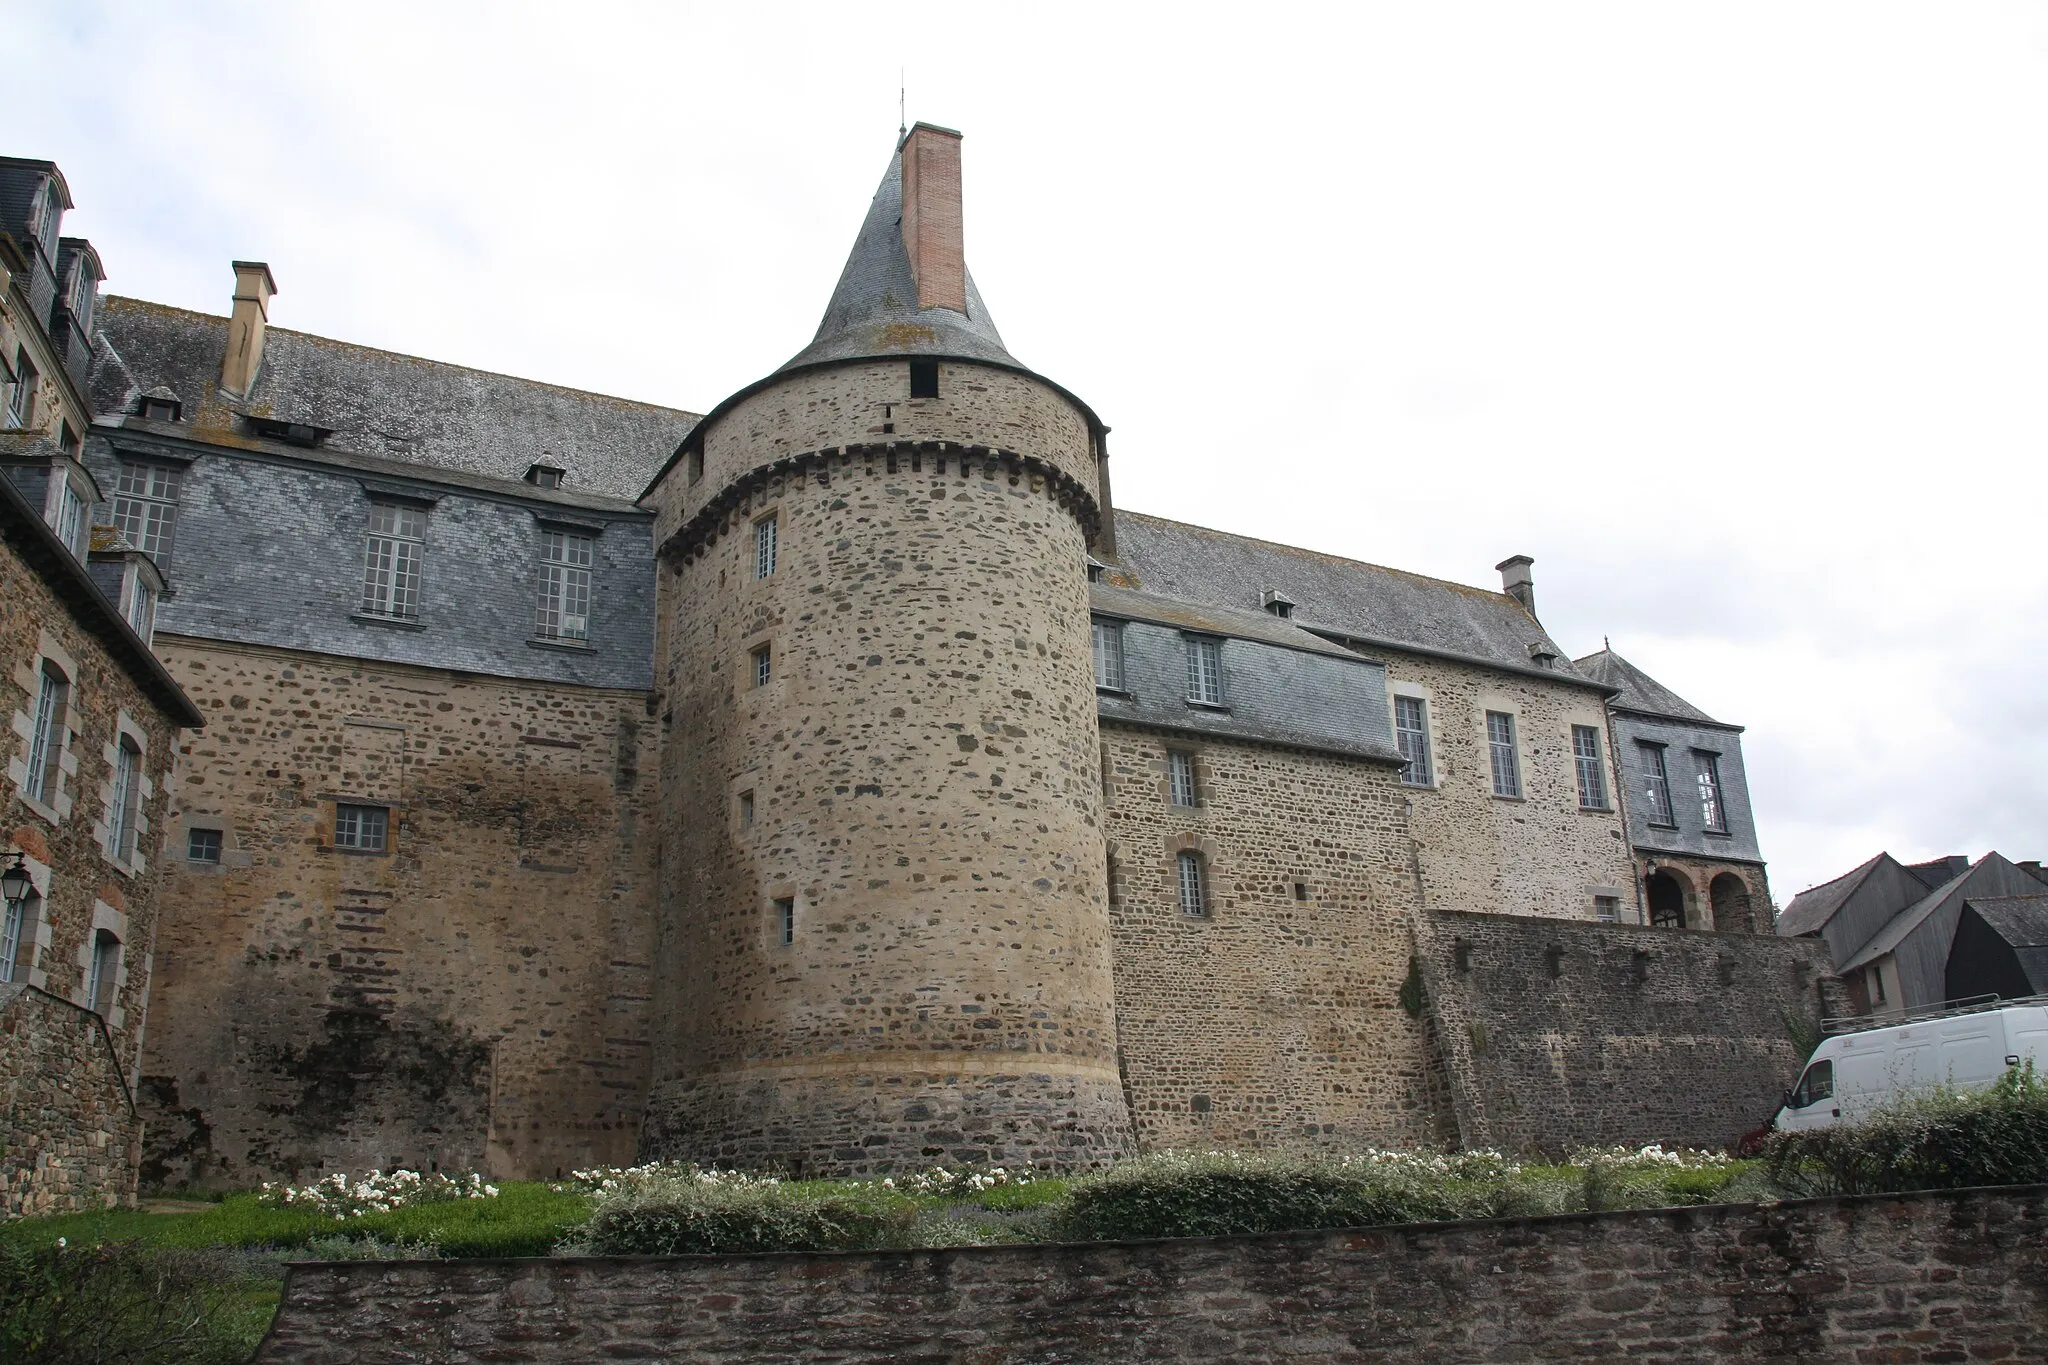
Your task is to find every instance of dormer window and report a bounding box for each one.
[1085,557,1107,584]
[524,463,565,490]
[1526,643,1558,669]
[137,393,182,423]
[35,187,62,263]
[244,415,331,448]
[1261,589,1296,620]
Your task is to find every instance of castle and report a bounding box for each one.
[2,130,1835,1203]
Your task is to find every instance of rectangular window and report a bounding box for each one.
[24,663,67,806]
[754,514,778,579]
[1091,619,1125,691]
[1572,725,1608,809]
[1869,964,1886,1006]
[739,792,755,828]
[535,529,594,640]
[1394,695,1432,786]
[334,803,389,853]
[360,503,426,620]
[125,577,158,642]
[1168,751,1197,807]
[108,737,141,862]
[1486,711,1521,798]
[87,930,120,1016]
[1176,851,1208,917]
[187,828,223,863]
[5,350,34,427]
[909,359,940,398]
[775,896,795,945]
[112,460,183,561]
[1185,636,1223,706]
[1594,895,1621,922]
[752,644,772,688]
[0,891,31,984]
[1696,751,1727,832]
[51,479,86,557]
[1641,743,1676,825]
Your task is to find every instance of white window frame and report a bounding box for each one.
[753,644,772,689]
[5,348,34,428]
[1572,724,1608,810]
[50,475,87,558]
[775,895,796,946]
[1092,619,1126,692]
[1184,635,1224,706]
[1641,742,1677,826]
[334,802,390,853]
[754,513,778,580]
[1176,850,1209,918]
[186,828,224,863]
[112,459,182,561]
[535,527,595,641]
[360,502,427,620]
[1696,751,1727,833]
[1394,694,1433,787]
[1168,750,1197,808]
[107,736,140,863]
[22,660,68,810]
[1486,710,1522,798]
[124,573,158,643]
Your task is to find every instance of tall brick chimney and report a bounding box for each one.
[900,123,966,315]
[1496,554,1536,617]
[220,260,277,398]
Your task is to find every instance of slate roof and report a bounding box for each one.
[1776,853,1888,938]
[1843,863,1978,971]
[88,297,699,502]
[1089,583,1363,660]
[1572,648,1724,725]
[1965,896,2048,950]
[1108,510,1596,683]
[778,138,1020,374]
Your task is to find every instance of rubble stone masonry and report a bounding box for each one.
[641,359,1132,1173]
[139,637,658,1186]
[254,1186,2048,1364]
[1101,723,1452,1151]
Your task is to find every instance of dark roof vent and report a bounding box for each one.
[1261,589,1296,620]
[244,414,331,448]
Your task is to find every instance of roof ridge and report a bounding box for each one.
[101,295,704,419]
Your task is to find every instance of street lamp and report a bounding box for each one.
[0,853,30,908]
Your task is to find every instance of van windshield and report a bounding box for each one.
[1789,1059,1834,1108]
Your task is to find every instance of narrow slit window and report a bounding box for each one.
[755,513,778,579]
[1091,619,1125,691]
[1168,751,1197,808]
[1185,636,1223,706]
[360,503,427,620]
[752,645,772,689]
[535,529,595,641]
[739,792,755,828]
[112,461,182,561]
[1394,695,1432,786]
[775,896,795,945]
[87,929,120,1016]
[1486,711,1521,798]
[1572,725,1608,809]
[1176,851,1208,918]
[334,803,389,853]
[909,360,939,398]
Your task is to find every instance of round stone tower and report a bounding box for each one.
[640,125,1134,1174]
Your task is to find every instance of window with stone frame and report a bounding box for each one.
[106,734,142,864]
[5,349,34,428]
[1184,635,1224,706]
[334,803,389,853]
[1,886,41,983]
[535,528,594,641]
[775,896,795,945]
[1572,724,1609,809]
[754,513,778,580]
[1091,618,1125,692]
[1696,751,1728,832]
[1640,742,1677,826]
[87,929,120,1016]
[1486,710,1522,798]
[1176,850,1209,918]
[187,828,223,863]
[1394,695,1432,786]
[112,460,183,561]
[752,644,772,689]
[360,502,427,620]
[1168,750,1197,808]
[22,660,69,810]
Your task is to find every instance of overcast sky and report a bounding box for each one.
[15,2,2047,900]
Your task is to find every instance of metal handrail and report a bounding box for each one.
[1821,992,2048,1036]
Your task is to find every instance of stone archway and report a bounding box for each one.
[1709,873,1754,935]
[1646,869,1690,929]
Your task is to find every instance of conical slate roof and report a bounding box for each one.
[778,140,1021,374]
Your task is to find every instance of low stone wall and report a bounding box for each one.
[255,1185,2048,1363]
[0,983,141,1217]
[1414,909,1846,1153]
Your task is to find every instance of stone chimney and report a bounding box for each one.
[220,260,277,398]
[1496,555,1536,617]
[900,123,966,315]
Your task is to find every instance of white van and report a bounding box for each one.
[1774,1003,2048,1132]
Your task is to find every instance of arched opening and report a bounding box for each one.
[1646,870,1689,929]
[1709,873,1753,935]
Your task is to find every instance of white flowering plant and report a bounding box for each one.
[256,1169,499,1220]
[556,1163,779,1196]
[879,1166,1037,1198]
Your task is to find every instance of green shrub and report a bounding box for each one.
[1052,1151,1473,1242]
[1765,1062,2048,1197]
[576,1173,918,1255]
[0,1240,274,1365]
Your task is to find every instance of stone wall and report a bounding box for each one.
[1102,722,1452,1152]
[0,984,142,1216]
[1374,648,1639,921]
[253,1185,2048,1364]
[139,637,659,1187]
[1414,908,1844,1154]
